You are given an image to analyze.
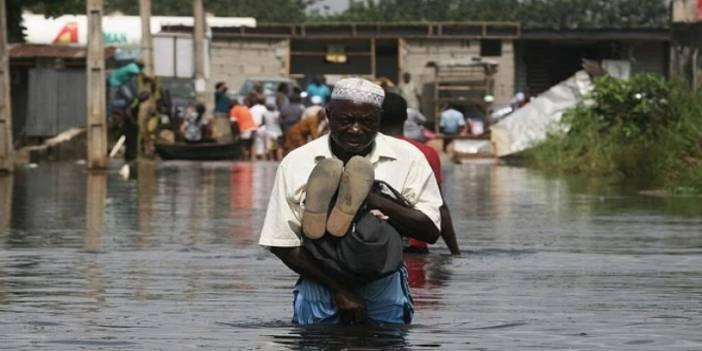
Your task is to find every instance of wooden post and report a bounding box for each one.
[0,0,14,173]
[86,0,108,169]
[137,160,156,248]
[193,0,207,102]
[0,174,12,231]
[85,173,106,252]
[139,0,155,158]
[139,0,154,77]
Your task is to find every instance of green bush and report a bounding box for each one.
[524,74,702,193]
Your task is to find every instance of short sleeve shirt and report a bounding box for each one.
[401,137,442,185]
[440,109,465,135]
[229,105,256,133]
[249,104,267,127]
[259,133,443,247]
[306,84,331,103]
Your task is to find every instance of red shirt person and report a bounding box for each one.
[380,92,461,255]
[401,137,443,252]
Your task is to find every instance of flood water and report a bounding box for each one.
[1,160,701,350]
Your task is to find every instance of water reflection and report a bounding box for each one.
[0,161,701,350]
[403,253,452,310]
[270,325,410,350]
[0,174,12,233]
[137,161,157,248]
[85,173,106,252]
[230,162,253,210]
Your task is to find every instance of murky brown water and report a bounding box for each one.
[1,160,701,350]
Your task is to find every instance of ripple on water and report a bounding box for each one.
[0,161,701,349]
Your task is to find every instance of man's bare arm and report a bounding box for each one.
[439,204,461,255]
[270,246,347,291]
[366,192,441,244]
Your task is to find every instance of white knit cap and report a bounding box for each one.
[330,77,385,107]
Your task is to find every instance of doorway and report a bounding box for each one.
[375,39,399,84]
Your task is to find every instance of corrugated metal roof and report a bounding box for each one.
[9,44,115,59]
[522,29,670,41]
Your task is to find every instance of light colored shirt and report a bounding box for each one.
[263,110,282,138]
[403,108,427,141]
[399,81,420,109]
[440,108,465,135]
[259,133,443,247]
[249,104,267,127]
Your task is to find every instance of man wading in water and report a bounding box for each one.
[259,78,443,325]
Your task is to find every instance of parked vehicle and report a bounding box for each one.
[160,77,196,120]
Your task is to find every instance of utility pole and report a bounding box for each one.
[85,173,106,252]
[139,0,154,77]
[139,0,155,158]
[0,174,11,230]
[86,0,108,170]
[193,0,207,103]
[0,0,14,173]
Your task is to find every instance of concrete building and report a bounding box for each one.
[161,22,671,121]
[163,22,521,120]
[518,28,670,95]
[670,0,702,89]
[9,44,116,140]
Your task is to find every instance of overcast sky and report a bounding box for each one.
[307,0,350,15]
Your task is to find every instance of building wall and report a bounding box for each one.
[518,39,669,96]
[210,38,289,93]
[629,41,668,76]
[25,68,86,137]
[210,36,515,117]
[493,41,516,106]
[402,38,515,118]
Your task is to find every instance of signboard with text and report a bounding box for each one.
[673,0,702,22]
[22,13,255,47]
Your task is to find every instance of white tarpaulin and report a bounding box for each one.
[490,70,594,157]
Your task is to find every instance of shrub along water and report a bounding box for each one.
[524,74,702,193]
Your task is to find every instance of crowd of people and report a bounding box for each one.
[108,59,510,166]
[198,79,332,161]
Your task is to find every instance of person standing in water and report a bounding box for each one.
[259,78,443,325]
[380,92,461,255]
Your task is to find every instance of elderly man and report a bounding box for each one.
[259,78,443,325]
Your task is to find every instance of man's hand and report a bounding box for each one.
[334,289,367,324]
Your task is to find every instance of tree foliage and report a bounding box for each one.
[313,0,670,29]
[524,74,702,193]
[6,0,669,42]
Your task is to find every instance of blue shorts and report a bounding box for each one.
[292,267,414,325]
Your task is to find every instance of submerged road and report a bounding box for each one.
[0,160,701,350]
